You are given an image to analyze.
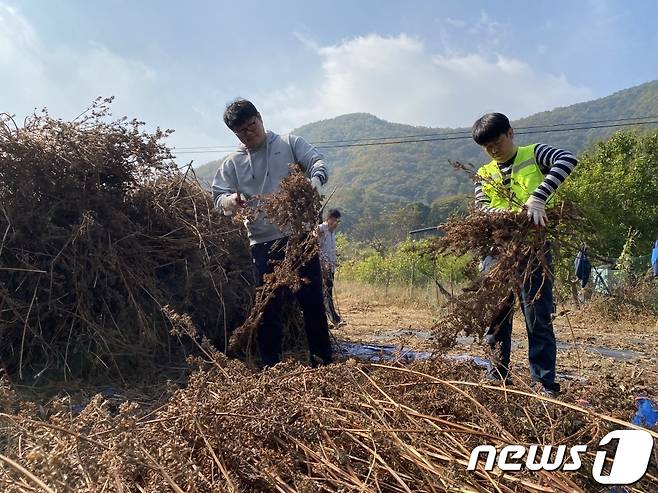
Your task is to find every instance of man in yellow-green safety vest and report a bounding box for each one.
[472,113,578,397]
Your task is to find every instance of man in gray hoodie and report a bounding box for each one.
[212,99,332,367]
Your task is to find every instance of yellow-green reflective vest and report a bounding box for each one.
[476,144,550,211]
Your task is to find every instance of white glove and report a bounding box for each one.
[220,193,243,216]
[479,255,498,273]
[524,196,547,227]
[310,176,322,191]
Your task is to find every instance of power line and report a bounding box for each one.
[173,144,239,151]
[299,114,658,146]
[172,117,658,154]
[171,114,658,152]
[319,119,658,149]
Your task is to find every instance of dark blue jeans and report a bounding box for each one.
[251,237,332,367]
[486,247,559,392]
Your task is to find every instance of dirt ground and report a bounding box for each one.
[332,281,658,391]
[10,281,657,407]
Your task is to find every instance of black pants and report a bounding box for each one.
[322,270,342,325]
[486,247,559,392]
[251,237,333,366]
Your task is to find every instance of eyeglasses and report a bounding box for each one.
[233,118,259,137]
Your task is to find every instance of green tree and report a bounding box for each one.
[385,202,431,244]
[562,129,658,256]
[339,237,474,294]
[428,194,470,226]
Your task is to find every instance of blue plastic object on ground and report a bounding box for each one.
[606,400,656,493]
[632,396,658,428]
[651,239,658,278]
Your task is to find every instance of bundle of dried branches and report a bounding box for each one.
[0,354,655,492]
[228,166,322,359]
[0,99,252,380]
[426,161,580,351]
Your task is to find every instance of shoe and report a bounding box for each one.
[532,381,560,398]
[540,387,559,398]
[310,354,333,367]
[485,372,513,386]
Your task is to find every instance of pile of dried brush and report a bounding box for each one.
[0,352,656,492]
[0,99,253,380]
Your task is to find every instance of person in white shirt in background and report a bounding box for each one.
[317,209,345,327]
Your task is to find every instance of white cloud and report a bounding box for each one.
[261,34,592,132]
[444,17,466,28]
[469,11,507,47]
[0,4,226,159]
[0,4,243,160]
[0,5,595,158]
[436,10,511,57]
[292,31,321,51]
[0,4,157,122]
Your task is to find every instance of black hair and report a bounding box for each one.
[223,99,260,130]
[471,113,512,145]
[327,209,341,219]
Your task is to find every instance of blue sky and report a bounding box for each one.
[1,0,658,163]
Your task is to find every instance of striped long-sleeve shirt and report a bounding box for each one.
[474,143,578,211]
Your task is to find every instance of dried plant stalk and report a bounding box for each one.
[0,357,655,492]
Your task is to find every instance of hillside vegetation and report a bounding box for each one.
[194,79,658,234]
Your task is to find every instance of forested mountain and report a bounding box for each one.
[194,79,658,234]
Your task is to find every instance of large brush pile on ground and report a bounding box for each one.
[0,101,253,380]
[0,354,656,492]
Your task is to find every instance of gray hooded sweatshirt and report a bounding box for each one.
[212,131,328,245]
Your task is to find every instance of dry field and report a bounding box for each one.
[332,280,658,389]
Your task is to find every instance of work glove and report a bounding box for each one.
[220,193,245,216]
[310,176,323,191]
[524,196,547,227]
[479,254,498,273]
